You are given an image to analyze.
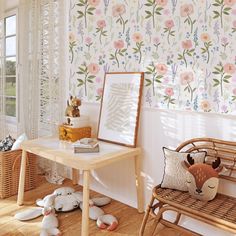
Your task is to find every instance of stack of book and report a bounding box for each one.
[73,138,99,153]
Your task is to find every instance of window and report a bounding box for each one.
[0,13,17,119]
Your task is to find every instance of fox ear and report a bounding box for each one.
[182,161,190,170]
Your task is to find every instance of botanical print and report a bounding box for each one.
[69,0,236,114]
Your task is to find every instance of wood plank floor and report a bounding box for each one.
[0,178,190,236]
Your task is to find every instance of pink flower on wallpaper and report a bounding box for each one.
[182,40,193,49]
[85,37,92,45]
[156,64,168,75]
[165,87,174,96]
[163,9,170,15]
[132,32,143,43]
[232,9,236,15]
[88,0,100,7]
[201,100,211,112]
[96,88,103,96]
[153,37,160,44]
[180,71,194,85]
[96,77,102,83]
[155,0,168,6]
[88,63,100,75]
[114,40,125,49]
[221,37,228,44]
[69,32,75,43]
[224,0,236,7]
[233,88,236,95]
[201,33,210,42]
[224,63,236,74]
[180,4,194,17]
[95,9,102,15]
[112,4,126,17]
[165,20,174,28]
[233,20,236,27]
[97,20,106,28]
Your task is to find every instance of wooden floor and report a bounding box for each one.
[0,178,190,236]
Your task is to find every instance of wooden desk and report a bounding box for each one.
[17,136,144,236]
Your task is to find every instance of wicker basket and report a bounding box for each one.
[0,149,37,199]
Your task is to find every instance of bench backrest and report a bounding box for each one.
[175,138,236,182]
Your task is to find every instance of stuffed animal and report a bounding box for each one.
[65,96,81,117]
[40,194,61,236]
[15,187,118,232]
[183,155,223,201]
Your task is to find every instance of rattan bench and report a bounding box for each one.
[140,138,236,236]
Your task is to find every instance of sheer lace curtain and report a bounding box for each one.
[0,0,6,139]
[18,0,68,184]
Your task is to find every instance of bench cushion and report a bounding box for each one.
[154,185,236,229]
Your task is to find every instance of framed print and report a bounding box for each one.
[97,72,144,147]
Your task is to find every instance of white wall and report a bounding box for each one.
[79,103,236,236]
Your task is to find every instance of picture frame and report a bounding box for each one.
[97,72,144,147]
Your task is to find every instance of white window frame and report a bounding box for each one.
[1,9,18,132]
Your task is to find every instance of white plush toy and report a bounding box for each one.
[15,187,118,232]
[40,194,61,236]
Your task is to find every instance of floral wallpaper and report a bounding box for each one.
[69,0,236,114]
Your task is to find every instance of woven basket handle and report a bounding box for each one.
[12,152,29,171]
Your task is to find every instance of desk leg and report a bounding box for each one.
[72,168,79,185]
[17,150,27,206]
[135,154,144,213]
[81,170,90,236]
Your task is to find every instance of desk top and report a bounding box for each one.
[20,136,141,170]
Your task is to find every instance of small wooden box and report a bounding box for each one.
[59,125,91,142]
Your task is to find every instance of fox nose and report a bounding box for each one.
[196,188,202,194]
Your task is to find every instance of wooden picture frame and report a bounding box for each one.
[97,72,144,147]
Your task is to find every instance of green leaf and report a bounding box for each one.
[223,11,229,15]
[212,71,220,75]
[145,3,153,6]
[77,3,85,7]
[212,3,220,6]
[88,75,95,79]
[88,7,95,11]
[145,79,152,83]
[224,75,231,79]
[87,79,94,83]
[155,79,161,83]
[145,71,152,75]
[87,11,94,15]
[77,71,84,74]
[224,7,231,11]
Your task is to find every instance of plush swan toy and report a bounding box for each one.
[15,187,118,232]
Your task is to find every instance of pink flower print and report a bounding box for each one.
[156,0,168,6]
[164,9,170,15]
[224,0,236,6]
[201,33,210,42]
[182,40,193,49]
[153,37,160,44]
[88,63,100,75]
[97,88,103,96]
[232,20,236,33]
[132,33,143,43]
[165,87,174,96]
[96,77,102,83]
[165,20,174,28]
[224,63,236,74]
[97,20,106,28]
[69,32,75,43]
[232,9,236,14]
[201,100,211,112]
[164,20,175,44]
[95,9,102,15]
[110,40,126,68]
[112,4,127,33]
[180,4,194,17]
[133,33,144,64]
[164,87,175,108]
[180,71,194,85]
[114,40,125,49]
[156,64,168,75]
[180,4,195,33]
[96,88,103,101]
[112,4,126,17]
[180,71,196,101]
[233,88,236,95]
[88,0,100,7]
[85,37,92,45]
[179,40,194,67]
